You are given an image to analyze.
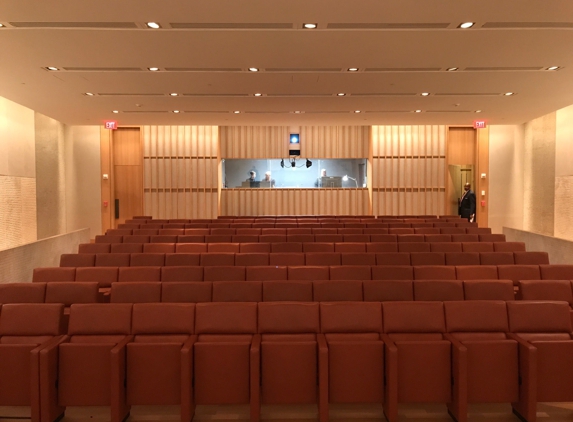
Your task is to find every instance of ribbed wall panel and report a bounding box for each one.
[219,126,288,158]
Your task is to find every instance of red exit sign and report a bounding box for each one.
[473,120,487,129]
[104,120,118,130]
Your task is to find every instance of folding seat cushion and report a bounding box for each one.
[480,234,506,242]
[367,242,398,252]
[246,266,288,281]
[429,243,461,254]
[370,235,399,243]
[493,242,526,252]
[45,304,132,422]
[272,242,303,253]
[0,282,46,303]
[479,252,514,265]
[161,282,211,303]
[118,267,161,282]
[445,252,480,266]
[314,234,344,243]
[75,267,118,288]
[303,243,335,253]
[203,266,246,282]
[126,303,195,419]
[143,243,175,253]
[78,243,111,254]
[329,265,371,280]
[150,235,178,244]
[451,234,479,243]
[443,300,518,420]
[461,242,494,252]
[287,234,315,243]
[130,253,165,267]
[200,253,235,266]
[258,235,287,243]
[463,280,515,301]
[381,301,451,422]
[176,243,208,253]
[410,252,445,266]
[514,251,550,265]
[313,280,363,301]
[319,302,383,414]
[257,302,321,414]
[413,280,464,301]
[205,235,234,243]
[240,243,271,253]
[123,235,150,244]
[398,243,431,253]
[539,264,573,280]
[518,280,573,305]
[375,252,410,266]
[425,234,452,243]
[371,266,414,280]
[0,303,65,421]
[341,252,376,266]
[235,252,271,267]
[33,267,76,283]
[95,253,130,267]
[110,243,144,254]
[507,301,573,421]
[193,302,258,418]
[269,253,305,266]
[288,266,329,281]
[212,281,263,302]
[110,282,162,303]
[164,253,201,266]
[497,265,541,285]
[262,281,313,302]
[455,265,498,280]
[414,266,456,280]
[58,254,94,268]
[95,235,123,244]
[306,252,341,266]
[334,242,366,253]
[207,243,241,253]
[363,280,414,302]
[45,282,100,306]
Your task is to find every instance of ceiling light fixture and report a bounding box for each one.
[354,110,361,113]
[421,92,430,96]
[294,111,302,114]
[112,110,119,114]
[337,93,346,96]
[415,110,422,113]
[172,110,180,113]
[458,22,475,29]
[475,110,482,113]
[46,66,59,71]
[254,93,262,97]
[146,22,161,29]
[234,110,240,114]
[547,66,560,71]
[347,67,359,72]
[169,93,178,96]
[504,92,514,96]
[148,67,159,71]
[0,24,5,28]
[446,67,458,71]
[248,67,259,72]
[303,23,317,29]
[84,92,94,96]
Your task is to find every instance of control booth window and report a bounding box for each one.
[222,158,367,189]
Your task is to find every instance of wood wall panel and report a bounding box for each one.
[142,125,218,219]
[371,125,447,216]
[220,189,369,216]
[220,126,288,158]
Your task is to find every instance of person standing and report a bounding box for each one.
[458,182,476,222]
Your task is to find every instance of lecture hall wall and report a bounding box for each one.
[3,93,573,248]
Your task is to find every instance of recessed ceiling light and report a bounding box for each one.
[254,93,262,97]
[172,110,180,114]
[354,110,361,113]
[347,67,359,72]
[547,66,560,71]
[46,66,59,71]
[234,110,240,114]
[446,67,458,71]
[148,67,159,71]
[458,22,475,29]
[0,24,5,28]
[112,110,119,114]
[504,92,514,96]
[84,92,94,96]
[146,22,161,29]
[248,67,259,72]
[169,93,178,96]
[337,93,346,96]
[475,110,482,113]
[303,23,317,29]
[415,110,422,113]
[294,111,302,114]
[421,92,430,96]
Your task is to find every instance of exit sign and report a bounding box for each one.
[473,120,487,129]
[104,120,118,130]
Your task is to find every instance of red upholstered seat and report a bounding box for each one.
[235,253,270,266]
[463,280,515,301]
[207,243,240,253]
[410,252,445,266]
[175,243,208,253]
[271,242,303,253]
[240,243,271,253]
[479,252,514,265]
[212,281,263,302]
[518,280,573,305]
[363,280,414,301]
[540,264,573,280]
[75,267,118,288]
[413,266,456,280]
[288,266,330,281]
[329,265,371,280]
[164,253,201,266]
[462,242,494,252]
[313,280,364,301]
[262,281,313,302]
[414,280,464,301]
[0,283,46,303]
[371,266,414,280]
[161,282,212,303]
[110,282,162,303]
[246,266,288,281]
[33,267,76,283]
[78,243,111,254]
[60,254,95,267]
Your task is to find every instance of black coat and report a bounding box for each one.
[458,189,476,219]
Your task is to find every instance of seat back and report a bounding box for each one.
[131,303,195,337]
[262,281,313,302]
[67,303,132,336]
[444,300,509,339]
[212,281,263,302]
[0,283,46,303]
[161,282,212,303]
[45,282,99,305]
[382,301,446,335]
[518,280,573,305]
[414,280,464,301]
[313,280,363,301]
[258,302,319,334]
[195,302,257,334]
[363,280,414,301]
[507,301,572,340]
[320,302,382,333]
[0,303,64,338]
[246,266,288,281]
[33,267,76,283]
[463,280,515,301]
[110,282,162,303]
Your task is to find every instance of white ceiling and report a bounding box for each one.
[1,0,573,126]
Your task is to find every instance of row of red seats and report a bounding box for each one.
[33,264,572,287]
[116,222,478,230]
[95,232,502,244]
[60,250,545,268]
[126,215,458,223]
[3,300,571,422]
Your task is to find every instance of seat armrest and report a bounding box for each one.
[381,334,398,422]
[39,335,70,422]
[111,335,134,422]
[444,333,467,421]
[317,334,329,422]
[250,334,261,422]
[507,333,537,422]
[182,335,197,422]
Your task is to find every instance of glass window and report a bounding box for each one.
[222,158,367,188]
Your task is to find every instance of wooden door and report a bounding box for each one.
[113,128,142,226]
